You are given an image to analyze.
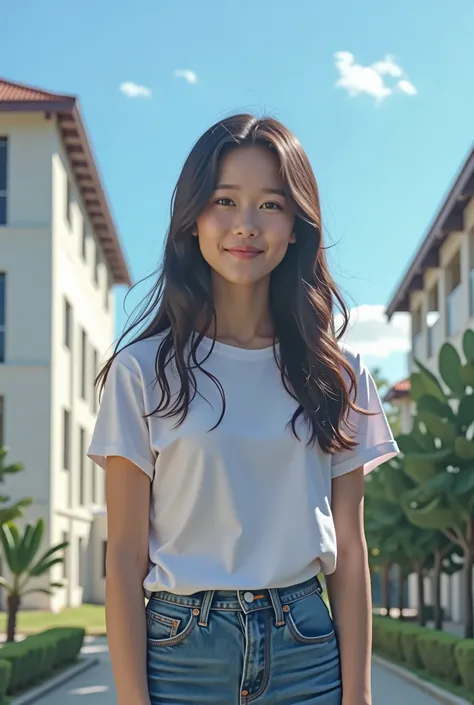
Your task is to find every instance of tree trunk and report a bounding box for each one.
[415,562,426,627]
[464,547,473,639]
[433,550,443,631]
[382,563,392,616]
[6,594,20,643]
[397,572,405,620]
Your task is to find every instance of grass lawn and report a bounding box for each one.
[0,604,106,637]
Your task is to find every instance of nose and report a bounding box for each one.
[232,210,261,239]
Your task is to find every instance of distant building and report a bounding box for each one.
[386,145,474,624]
[0,78,131,610]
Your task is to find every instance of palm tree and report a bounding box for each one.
[0,447,32,525]
[0,519,68,641]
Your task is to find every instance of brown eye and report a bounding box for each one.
[261,202,282,210]
[215,198,234,206]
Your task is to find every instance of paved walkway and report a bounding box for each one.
[37,637,443,705]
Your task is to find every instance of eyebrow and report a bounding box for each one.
[215,184,287,197]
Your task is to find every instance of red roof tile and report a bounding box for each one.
[0,78,74,103]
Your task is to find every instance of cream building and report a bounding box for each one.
[0,78,131,610]
[386,145,474,624]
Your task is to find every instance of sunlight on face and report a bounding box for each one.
[195,145,295,286]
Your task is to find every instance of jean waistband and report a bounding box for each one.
[148,575,322,628]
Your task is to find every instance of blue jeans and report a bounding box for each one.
[146,576,342,704]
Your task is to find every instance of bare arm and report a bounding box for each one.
[326,466,372,705]
[105,456,152,705]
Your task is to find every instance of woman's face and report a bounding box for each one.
[195,145,295,286]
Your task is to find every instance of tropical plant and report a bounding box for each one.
[0,519,68,642]
[0,447,32,525]
[401,328,474,638]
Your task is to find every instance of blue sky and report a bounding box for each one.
[2,0,473,384]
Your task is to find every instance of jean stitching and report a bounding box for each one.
[147,612,197,647]
[286,610,335,644]
[248,609,271,702]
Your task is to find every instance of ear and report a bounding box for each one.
[289,232,296,244]
[191,225,198,237]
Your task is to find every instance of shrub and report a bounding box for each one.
[0,660,11,701]
[417,631,460,683]
[455,639,474,690]
[399,624,426,669]
[0,626,85,695]
[372,615,404,661]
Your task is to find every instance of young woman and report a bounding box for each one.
[88,114,398,705]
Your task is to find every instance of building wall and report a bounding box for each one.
[0,111,116,610]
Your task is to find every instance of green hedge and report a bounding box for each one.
[0,660,11,701]
[373,615,474,690]
[455,639,474,690]
[0,626,85,695]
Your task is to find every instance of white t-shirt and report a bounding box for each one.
[87,334,398,596]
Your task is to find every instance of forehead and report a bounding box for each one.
[217,145,283,187]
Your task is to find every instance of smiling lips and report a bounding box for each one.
[225,246,263,260]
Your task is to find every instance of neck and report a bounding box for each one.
[210,275,273,348]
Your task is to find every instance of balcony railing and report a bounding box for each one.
[447,285,462,338]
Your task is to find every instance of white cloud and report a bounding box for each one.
[334,52,417,102]
[398,79,417,96]
[335,304,410,358]
[173,69,198,85]
[119,81,152,98]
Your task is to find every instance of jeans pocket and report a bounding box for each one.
[146,599,197,647]
[285,589,335,645]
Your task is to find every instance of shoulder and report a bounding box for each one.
[111,332,169,380]
[337,342,365,376]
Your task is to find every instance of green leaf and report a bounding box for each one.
[33,541,69,567]
[462,329,474,363]
[29,557,64,577]
[412,363,447,402]
[418,411,457,443]
[460,363,474,388]
[452,470,474,495]
[404,498,457,531]
[409,372,427,402]
[424,470,456,493]
[416,394,455,421]
[439,343,465,396]
[457,393,474,430]
[0,576,13,591]
[21,587,54,597]
[396,433,424,455]
[404,456,438,484]
[454,437,474,460]
[20,520,44,571]
[0,523,21,574]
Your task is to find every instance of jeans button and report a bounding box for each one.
[243,591,254,603]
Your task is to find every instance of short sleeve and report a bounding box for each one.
[330,350,399,479]
[87,356,156,480]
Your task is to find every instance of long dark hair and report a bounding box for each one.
[97,114,365,454]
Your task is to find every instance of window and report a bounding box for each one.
[64,298,72,349]
[0,273,5,362]
[62,531,69,579]
[81,328,87,400]
[79,427,86,505]
[66,177,72,225]
[63,409,71,470]
[91,347,98,413]
[0,137,7,225]
[81,219,87,260]
[102,540,107,578]
[0,396,4,449]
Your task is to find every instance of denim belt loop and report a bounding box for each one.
[268,588,285,627]
[198,590,215,627]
